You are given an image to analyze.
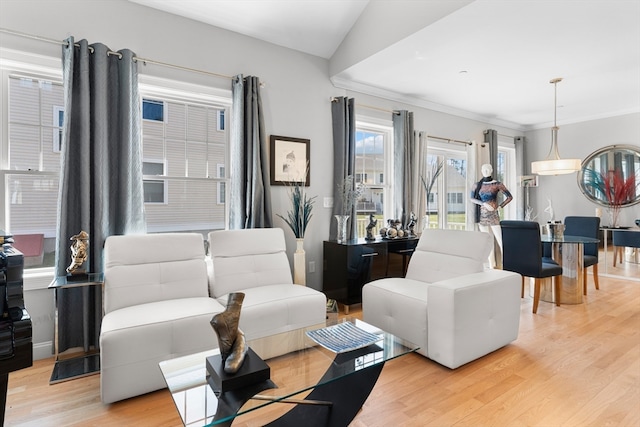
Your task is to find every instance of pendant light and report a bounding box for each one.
[531,78,581,175]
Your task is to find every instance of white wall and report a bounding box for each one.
[525,113,640,226]
[1,0,636,359]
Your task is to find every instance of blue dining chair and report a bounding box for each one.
[564,216,600,295]
[500,220,563,313]
[612,230,640,267]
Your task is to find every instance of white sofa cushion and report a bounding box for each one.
[104,233,208,313]
[100,296,223,404]
[208,229,293,297]
[361,277,429,356]
[406,228,492,283]
[216,284,327,341]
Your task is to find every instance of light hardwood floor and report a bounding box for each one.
[5,274,640,427]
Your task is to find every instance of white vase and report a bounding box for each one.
[422,215,430,232]
[293,238,306,285]
[335,215,350,243]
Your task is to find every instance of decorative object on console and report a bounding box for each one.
[365,213,377,241]
[210,292,248,374]
[407,212,417,236]
[530,78,581,175]
[66,231,88,276]
[335,175,364,243]
[335,215,350,243]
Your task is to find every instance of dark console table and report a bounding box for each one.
[1,236,31,425]
[323,237,418,313]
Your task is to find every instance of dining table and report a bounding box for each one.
[539,234,600,305]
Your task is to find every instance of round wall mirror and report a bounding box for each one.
[577,144,640,207]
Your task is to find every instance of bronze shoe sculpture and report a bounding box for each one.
[210,292,248,374]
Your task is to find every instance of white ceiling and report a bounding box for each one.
[129,0,640,130]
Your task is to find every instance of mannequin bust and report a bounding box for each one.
[470,163,513,267]
[470,163,513,225]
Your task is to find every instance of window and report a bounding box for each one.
[497,137,517,221]
[2,74,64,269]
[425,143,469,230]
[140,89,229,233]
[217,164,225,205]
[142,98,164,122]
[142,160,166,204]
[354,122,392,238]
[2,64,231,275]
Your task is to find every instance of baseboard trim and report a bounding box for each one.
[33,341,54,360]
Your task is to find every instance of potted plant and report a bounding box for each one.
[277,167,315,285]
[420,159,444,229]
[335,175,364,242]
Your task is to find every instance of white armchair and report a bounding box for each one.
[362,228,521,369]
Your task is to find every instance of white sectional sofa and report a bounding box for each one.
[100,228,325,404]
[362,228,521,369]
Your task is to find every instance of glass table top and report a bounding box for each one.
[541,234,599,244]
[159,318,418,426]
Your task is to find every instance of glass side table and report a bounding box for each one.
[48,273,103,383]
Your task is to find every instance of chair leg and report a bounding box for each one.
[583,268,588,295]
[533,278,541,314]
[521,276,525,298]
[554,275,561,307]
[593,263,599,290]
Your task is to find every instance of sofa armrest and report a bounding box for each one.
[426,269,521,368]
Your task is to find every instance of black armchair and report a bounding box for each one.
[564,216,600,294]
[501,220,563,313]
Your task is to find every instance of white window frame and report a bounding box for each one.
[217,163,225,205]
[143,159,167,204]
[142,98,166,123]
[1,52,64,287]
[355,117,393,224]
[52,105,64,153]
[426,139,470,230]
[498,136,517,221]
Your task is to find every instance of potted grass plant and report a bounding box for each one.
[420,159,444,230]
[277,167,315,285]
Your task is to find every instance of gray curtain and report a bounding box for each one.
[229,75,273,229]
[55,37,146,353]
[414,131,429,231]
[392,110,415,227]
[484,129,498,173]
[330,97,356,240]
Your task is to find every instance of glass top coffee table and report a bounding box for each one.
[159,318,418,426]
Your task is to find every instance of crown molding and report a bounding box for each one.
[330,76,527,132]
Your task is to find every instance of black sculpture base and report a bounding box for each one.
[206,347,270,394]
[66,272,89,282]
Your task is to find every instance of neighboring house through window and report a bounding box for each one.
[1,62,231,276]
[354,121,392,237]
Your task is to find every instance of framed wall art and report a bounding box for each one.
[270,135,310,186]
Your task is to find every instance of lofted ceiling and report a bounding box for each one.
[129,0,640,130]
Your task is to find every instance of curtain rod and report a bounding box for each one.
[427,135,473,146]
[330,97,400,115]
[330,98,476,146]
[0,27,233,81]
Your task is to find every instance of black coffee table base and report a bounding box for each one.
[213,345,385,426]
